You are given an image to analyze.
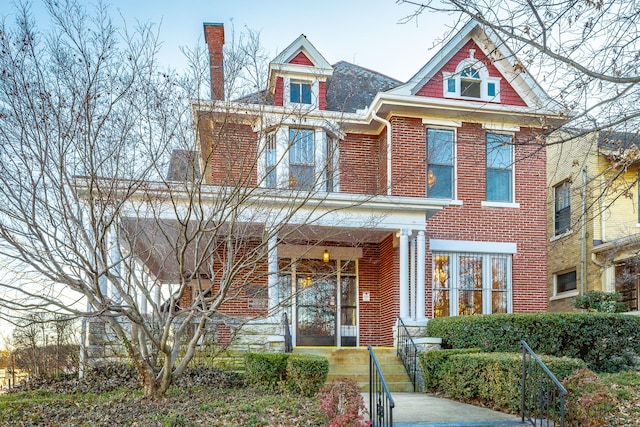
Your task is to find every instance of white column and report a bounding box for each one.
[410,238,416,320]
[417,231,426,322]
[268,235,279,312]
[399,229,410,320]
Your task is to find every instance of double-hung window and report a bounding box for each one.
[554,181,571,235]
[265,132,277,188]
[432,251,511,317]
[290,82,312,104]
[555,270,577,294]
[486,133,513,202]
[289,128,315,190]
[426,128,454,199]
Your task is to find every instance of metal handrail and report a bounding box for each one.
[282,312,292,353]
[368,345,395,427]
[521,340,567,427]
[396,317,419,392]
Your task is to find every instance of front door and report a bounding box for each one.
[296,259,337,346]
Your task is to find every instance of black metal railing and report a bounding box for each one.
[396,317,419,392]
[521,340,567,427]
[282,312,292,353]
[368,345,395,427]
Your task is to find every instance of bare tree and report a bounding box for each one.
[0,1,381,398]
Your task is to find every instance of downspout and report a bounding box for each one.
[581,169,587,297]
[371,110,392,195]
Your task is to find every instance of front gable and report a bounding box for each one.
[268,35,333,109]
[390,20,555,110]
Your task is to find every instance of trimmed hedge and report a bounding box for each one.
[286,354,329,397]
[426,313,640,372]
[244,352,329,396]
[420,350,586,411]
[244,352,289,389]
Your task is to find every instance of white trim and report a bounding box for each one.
[483,123,521,132]
[481,201,520,209]
[550,291,579,301]
[549,229,573,242]
[422,118,462,127]
[430,239,517,254]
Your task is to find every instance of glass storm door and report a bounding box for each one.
[296,259,337,346]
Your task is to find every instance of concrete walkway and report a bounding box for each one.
[365,392,527,427]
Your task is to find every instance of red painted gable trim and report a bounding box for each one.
[289,51,314,66]
[416,39,527,107]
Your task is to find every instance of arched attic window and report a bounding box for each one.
[443,49,501,102]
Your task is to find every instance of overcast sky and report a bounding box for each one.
[5,0,454,82]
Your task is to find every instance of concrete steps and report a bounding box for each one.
[294,346,414,392]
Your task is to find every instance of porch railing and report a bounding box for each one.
[282,312,292,353]
[368,345,394,427]
[396,317,419,392]
[521,340,567,427]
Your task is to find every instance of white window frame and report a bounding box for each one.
[258,127,338,192]
[430,239,514,317]
[284,76,318,109]
[426,126,457,200]
[485,131,515,205]
[443,57,501,102]
[551,269,579,300]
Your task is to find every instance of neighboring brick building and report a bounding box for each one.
[547,130,640,313]
[131,20,561,350]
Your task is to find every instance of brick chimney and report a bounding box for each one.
[203,22,224,101]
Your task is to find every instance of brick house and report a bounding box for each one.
[129,19,560,351]
[547,130,640,313]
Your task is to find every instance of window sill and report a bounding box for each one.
[481,201,520,209]
[550,290,579,301]
[550,229,573,242]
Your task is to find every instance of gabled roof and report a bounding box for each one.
[269,34,333,73]
[389,20,558,110]
[598,130,640,152]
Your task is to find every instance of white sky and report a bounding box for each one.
[4,0,454,82]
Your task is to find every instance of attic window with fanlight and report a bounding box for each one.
[443,49,502,102]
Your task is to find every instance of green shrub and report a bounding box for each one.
[426,313,640,372]
[562,368,619,427]
[285,355,329,397]
[573,291,628,313]
[418,348,481,390]
[426,351,585,412]
[244,352,289,389]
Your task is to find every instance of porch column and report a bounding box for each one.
[267,235,279,313]
[410,238,416,320]
[416,231,426,322]
[399,229,410,320]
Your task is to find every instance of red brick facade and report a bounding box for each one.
[193,21,553,348]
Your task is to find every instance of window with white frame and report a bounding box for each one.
[554,181,571,235]
[432,251,511,317]
[290,81,312,104]
[486,132,513,202]
[427,128,455,199]
[554,270,577,295]
[289,128,315,190]
[443,51,501,102]
[265,132,277,188]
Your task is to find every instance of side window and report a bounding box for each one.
[555,270,577,294]
[265,132,277,188]
[486,133,513,202]
[554,181,571,235]
[290,82,311,104]
[289,128,315,190]
[427,128,454,199]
